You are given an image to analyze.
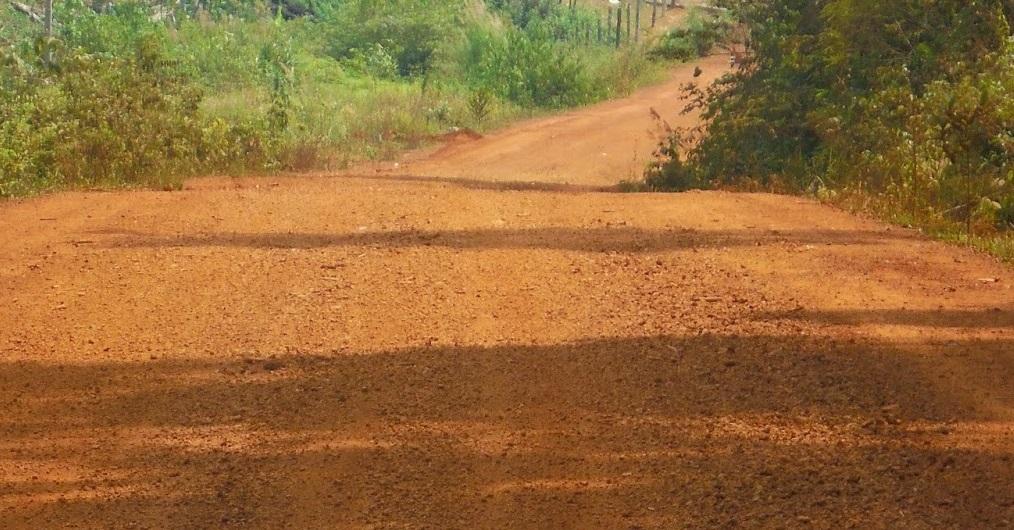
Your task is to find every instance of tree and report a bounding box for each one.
[650,0,1013,232]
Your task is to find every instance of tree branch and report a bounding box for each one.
[8,0,44,24]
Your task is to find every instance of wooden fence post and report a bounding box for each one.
[635,0,641,42]
[43,0,54,63]
[615,6,622,48]
[626,2,631,42]
[607,8,613,45]
[652,1,657,27]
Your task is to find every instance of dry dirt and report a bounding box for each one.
[1,57,1012,529]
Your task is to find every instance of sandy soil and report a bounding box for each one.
[1,57,1012,529]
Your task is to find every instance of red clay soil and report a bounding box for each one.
[369,55,733,187]
[1,57,1012,529]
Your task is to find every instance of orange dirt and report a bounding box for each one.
[1,58,1012,528]
[372,55,732,186]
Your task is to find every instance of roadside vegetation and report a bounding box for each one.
[0,0,664,197]
[642,1,1014,261]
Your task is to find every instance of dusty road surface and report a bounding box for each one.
[2,57,1013,529]
[379,56,731,187]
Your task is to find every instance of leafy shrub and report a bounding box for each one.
[651,9,733,61]
[60,0,164,57]
[475,29,592,107]
[589,43,660,98]
[467,88,493,122]
[259,37,296,136]
[644,129,705,191]
[486,0,557,30]
[339,43,399,79]
[997,196,1014,230]
[170,19,270,90]
[0,36,215,195]
[324,0,462,78]
[647,0,1013,258]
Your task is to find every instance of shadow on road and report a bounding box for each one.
[763,307,1014,329]
[91,226,919,253]
[2,333,1011,528]
[336,173,622,193]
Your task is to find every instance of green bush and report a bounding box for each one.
[650,8,733,61]
[644,129,705,191]
[60,0,164,57]
[324,0,462,78]
[0,36,215,195]
[466,28,593,108]
[1,0,661,197]
[646,0,1013,259]
[997,197,1014,230]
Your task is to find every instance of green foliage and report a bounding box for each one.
[651,8,733,61]
[1,34,211,196]
[467,87,493,122]
[489,0,599,43]
[1,0,659,197]
[456,0,659,109]
[259,36,295,136]
[170,18,288,90]
[463,27,593,108]
[648,0,1014,254]
[997,197,1014,230]
[324,0,463,78]
[60,0,164,57]
[644,128,705,191]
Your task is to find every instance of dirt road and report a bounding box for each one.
[1,57,1012,528]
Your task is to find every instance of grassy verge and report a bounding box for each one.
[829,191,1014,263]
[0,0,668,198]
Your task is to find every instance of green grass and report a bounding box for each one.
[1,0,671,198]
[828,189,1014,263]
[938,231,1014,263]
[199,75,532,171]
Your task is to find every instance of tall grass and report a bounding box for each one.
[0,0,666,197]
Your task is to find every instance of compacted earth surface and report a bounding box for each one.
[1,57,1012,529]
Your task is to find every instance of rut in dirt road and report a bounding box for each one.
[1,57,1012,529]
